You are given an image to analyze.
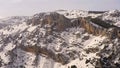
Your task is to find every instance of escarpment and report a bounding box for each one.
[76,17,120,39]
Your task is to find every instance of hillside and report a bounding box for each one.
[0,10,120,68]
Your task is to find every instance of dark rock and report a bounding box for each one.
[0,61,2,67]
[19,65,25,68]
[71,65,77,68]
[86,59,90,64]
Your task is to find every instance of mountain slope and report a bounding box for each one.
[0,10,120,68]
[0,16,29,29]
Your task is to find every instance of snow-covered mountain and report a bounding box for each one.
[0,10,120,68]
[0,16,30,29]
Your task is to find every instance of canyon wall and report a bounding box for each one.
[74,17,120,39]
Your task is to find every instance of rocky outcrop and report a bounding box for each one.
[79,18,107,36]
[22,46,69,65]
[27,12,71,32]
[75,17,120,39]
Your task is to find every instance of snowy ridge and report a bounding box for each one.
[56,9,120,27]
[101,10,120,24]
[56,10,103,18]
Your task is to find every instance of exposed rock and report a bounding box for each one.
[22,46,69,65]
[71,65,77,68]
[27,12,71,32]
[78,18,107,36]
[85,47,99,54]
[77,17,120,38]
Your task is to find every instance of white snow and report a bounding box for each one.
[0,22,28,35]
[0,51,10,64]
[4,43,16,51]
[102,10,120,26]
[114,21,120,27]
[84,36,106,49]
[56,10,102,19]
[27,25,37,32]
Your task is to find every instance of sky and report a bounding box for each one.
[0,0,120,17]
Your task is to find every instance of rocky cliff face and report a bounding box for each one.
[27,12,70,32]
[0,10,120,68]
[76,17,120,39]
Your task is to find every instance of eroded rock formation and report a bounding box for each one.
[77,17,120,39]
[27,12,71,32]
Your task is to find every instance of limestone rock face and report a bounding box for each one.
[77,17,120,39]
[27,12,71,32]
[78,18,106,36]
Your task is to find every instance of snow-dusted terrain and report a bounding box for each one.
[56,10,103,18]
[0,16,30,29]
[56,10,120,27]
[0,10,120,68]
